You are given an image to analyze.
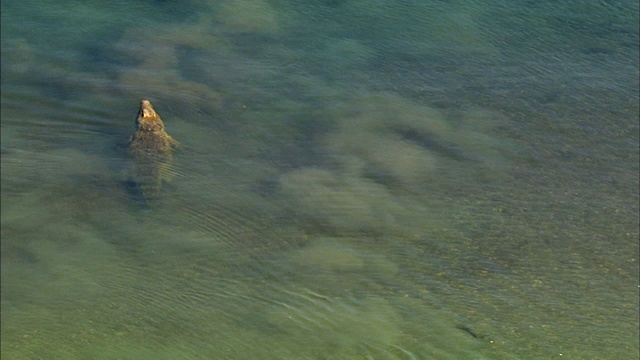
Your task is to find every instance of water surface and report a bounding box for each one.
[1,1,638,359]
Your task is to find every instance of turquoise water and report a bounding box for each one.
[1,1,638,359]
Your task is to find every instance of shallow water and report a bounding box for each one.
[1,1,638,359]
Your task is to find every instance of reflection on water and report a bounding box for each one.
[1,0,638,359]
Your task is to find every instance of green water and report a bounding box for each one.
[1,1,638,359]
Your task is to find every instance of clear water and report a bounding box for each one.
[1,1,638,359]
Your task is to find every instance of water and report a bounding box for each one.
[1,1,638,359]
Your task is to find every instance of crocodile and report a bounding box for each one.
[127,99,179,201]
